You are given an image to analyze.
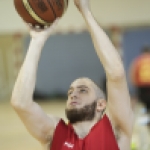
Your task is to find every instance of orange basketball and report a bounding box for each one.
[14,0,68,27]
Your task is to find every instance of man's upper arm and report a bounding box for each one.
[13,101,60,144]
[107,77,134,136]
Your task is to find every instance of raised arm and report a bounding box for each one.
[11,20,60,145]
[74,0,134,137]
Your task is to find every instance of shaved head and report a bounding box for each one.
[71,77,106,100]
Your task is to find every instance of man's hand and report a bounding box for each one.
[74,0,90,13]
[27,18,60,41]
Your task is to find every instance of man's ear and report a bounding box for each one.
[96,99,106,112]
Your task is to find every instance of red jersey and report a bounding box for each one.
[131,54,150,86]
[50,114,119,150]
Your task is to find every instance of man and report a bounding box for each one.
[11,0,134,150]
[130,46,150,115]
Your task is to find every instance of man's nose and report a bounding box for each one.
[70,91,78,100]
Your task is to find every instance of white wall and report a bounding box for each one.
[0,0,150,33]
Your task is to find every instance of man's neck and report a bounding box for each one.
[72,118,98,139]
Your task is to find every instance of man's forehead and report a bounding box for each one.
[70,78,94,88]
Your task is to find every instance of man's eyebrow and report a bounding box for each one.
[68,85,89,91]
[76,85,89,89]
[68,87,73,91]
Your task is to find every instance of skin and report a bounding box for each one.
[11,0,134,150]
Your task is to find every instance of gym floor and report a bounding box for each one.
[0,100,66,150]
[0,98,150,150]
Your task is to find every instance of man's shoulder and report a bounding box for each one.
[55,118,69,130]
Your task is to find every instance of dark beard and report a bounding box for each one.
[65,101,97,124]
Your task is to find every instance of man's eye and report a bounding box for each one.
[68,91,72,95]
[80,89,87,93]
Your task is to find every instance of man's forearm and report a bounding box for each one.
[82,10,124,80]
[11,38,45,107]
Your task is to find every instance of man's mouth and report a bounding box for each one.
[70,101,78,105]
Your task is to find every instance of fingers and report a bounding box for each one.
[26,17,60,32]
[46,17,60,30]
[25,23,49,32]
[53,17,60,25]
[42,17,60,33]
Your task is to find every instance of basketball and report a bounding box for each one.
[14,0,68,27]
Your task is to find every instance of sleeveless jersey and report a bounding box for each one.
[50,114,119,150]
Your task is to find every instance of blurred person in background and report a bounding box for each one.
[11,0,134,150]
[129,46,150,117]
[129,46,150,150]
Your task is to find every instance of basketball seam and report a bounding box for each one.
[47,0,56,19]
[23,0,50,25]
[28,0,50,24]
[21,0,38,23]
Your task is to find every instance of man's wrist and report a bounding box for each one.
[31,36,47,46]
[80,8,91,18]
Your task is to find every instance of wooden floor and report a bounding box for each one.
[0,99,150,150]
[0,100,66,150]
